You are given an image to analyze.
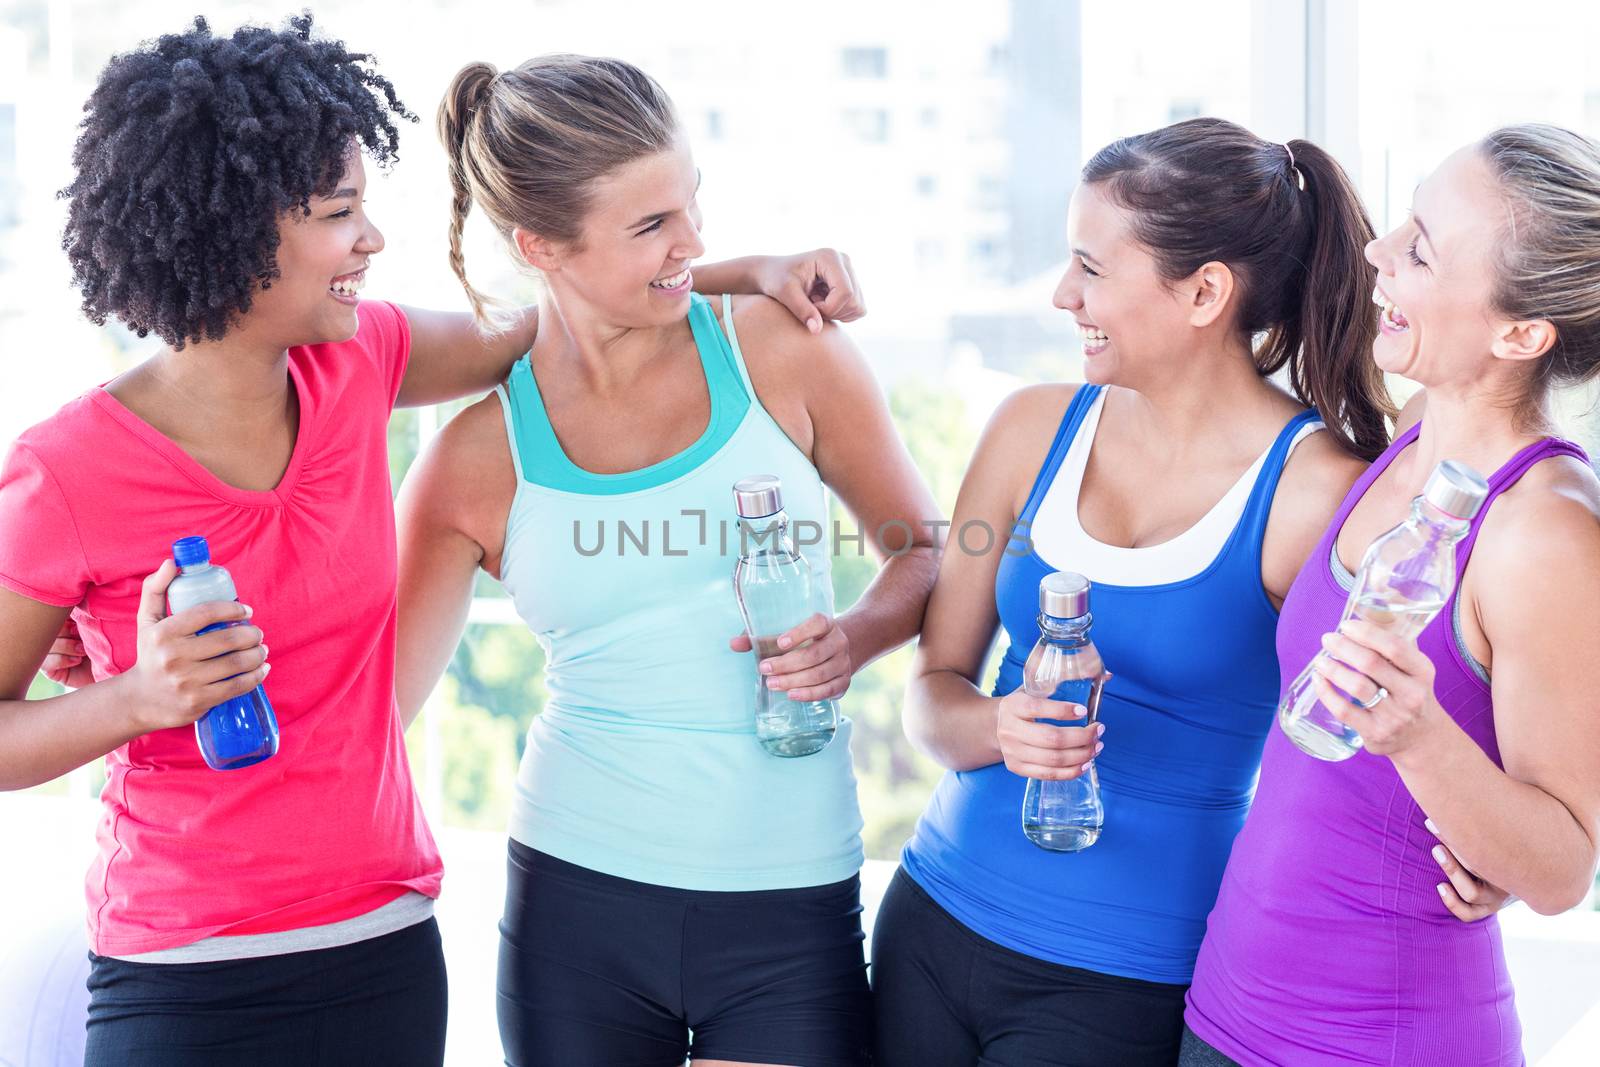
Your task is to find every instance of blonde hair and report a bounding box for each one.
[1480,124,1600,406]
[437,55,679,325]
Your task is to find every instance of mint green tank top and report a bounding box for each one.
[493,294,864,891]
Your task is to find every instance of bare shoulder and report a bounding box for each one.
[980,382,1079,448]
[715,294,877,461]
[720,293,865,385]
[968,382,1080,516]
[432,392,513,476]
[1259,425,1370,602]
[1274,427,1369,519]
[1476,453,1600,581]
[402,392,517,547]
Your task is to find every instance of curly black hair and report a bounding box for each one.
[60,13,414,348]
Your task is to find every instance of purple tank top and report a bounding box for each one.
[1185,423,1589,1066]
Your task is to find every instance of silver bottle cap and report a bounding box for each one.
[733,475,784,519]
[1423,460,1488,521]
[1039,571,1090,619]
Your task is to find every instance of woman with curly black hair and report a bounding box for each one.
[0,15,862,1066]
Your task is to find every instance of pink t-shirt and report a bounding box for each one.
[0,301,443,956]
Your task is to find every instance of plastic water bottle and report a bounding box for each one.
[1278,460,1488,761]
[167,536,279,771]
[732,475,839,758]
[1021,571,1107,851]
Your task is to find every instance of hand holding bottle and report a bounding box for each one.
[1311,618,1449,758]
[727,611,855,702]
[117,559,269,735]
[1018,572,1108,851]
[995,687,1104,780]
[1279,460,1487,761]
[732,475,840,758]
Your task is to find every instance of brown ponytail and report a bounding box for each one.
[1083,118,1395,459]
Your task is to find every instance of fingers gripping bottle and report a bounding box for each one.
[1021,572,1107,852]
[732,475,839,758]
[167,536,279,771]
[1278,460,1488,761]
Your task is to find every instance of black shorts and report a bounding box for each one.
[497,841,873,1067]
[83,916,447,1067]
[871,867,1188,1067]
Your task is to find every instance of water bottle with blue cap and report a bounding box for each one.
[167,536,279,770]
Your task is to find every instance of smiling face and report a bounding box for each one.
[533,136,706,329]
[1052,181,1198,387]
[1364,146,1517,389]
[253,150,384,346]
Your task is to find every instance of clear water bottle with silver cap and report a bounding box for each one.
[732,475,839,757]
[1279,460,1488,761]
[1021,571,1107,851]
[167,535,279,771]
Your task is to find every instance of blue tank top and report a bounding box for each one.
[493,294,863,891]
[902,384,1321,984]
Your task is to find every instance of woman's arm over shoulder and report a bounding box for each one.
[393,251,870,408]
[393,305,538,410]
[1260,426,1370,607]
[394,393,518,727]
[723,294,943,671]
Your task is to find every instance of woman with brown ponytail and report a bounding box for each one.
[395,55,940,1067]
[873,118,1495,1066]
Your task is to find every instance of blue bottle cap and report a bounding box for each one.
[172,536,211,568]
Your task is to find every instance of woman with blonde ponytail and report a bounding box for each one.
[1184,124,1600,1067]
[394,54,940,1067]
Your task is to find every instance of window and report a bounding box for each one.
[841,106,890,143]
[1167,98,1202,122]
[0,103,17,229]
[841,45,888,79]
[1078,0,1252,159]
[1351,0,1600,468]
[3,10,1599,1059]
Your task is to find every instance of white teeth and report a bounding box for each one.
[650,268,690,290]
[1077,324,1108,343]
[1372,287,1410,330]
[330,273,366,297]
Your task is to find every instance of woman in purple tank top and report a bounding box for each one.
[1183,125,1600,1066]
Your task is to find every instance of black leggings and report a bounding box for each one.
[497,841,873,1067]
[871,868,1189,1067]
[83,917,447,1067]
[1177,1026,1243,1066]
